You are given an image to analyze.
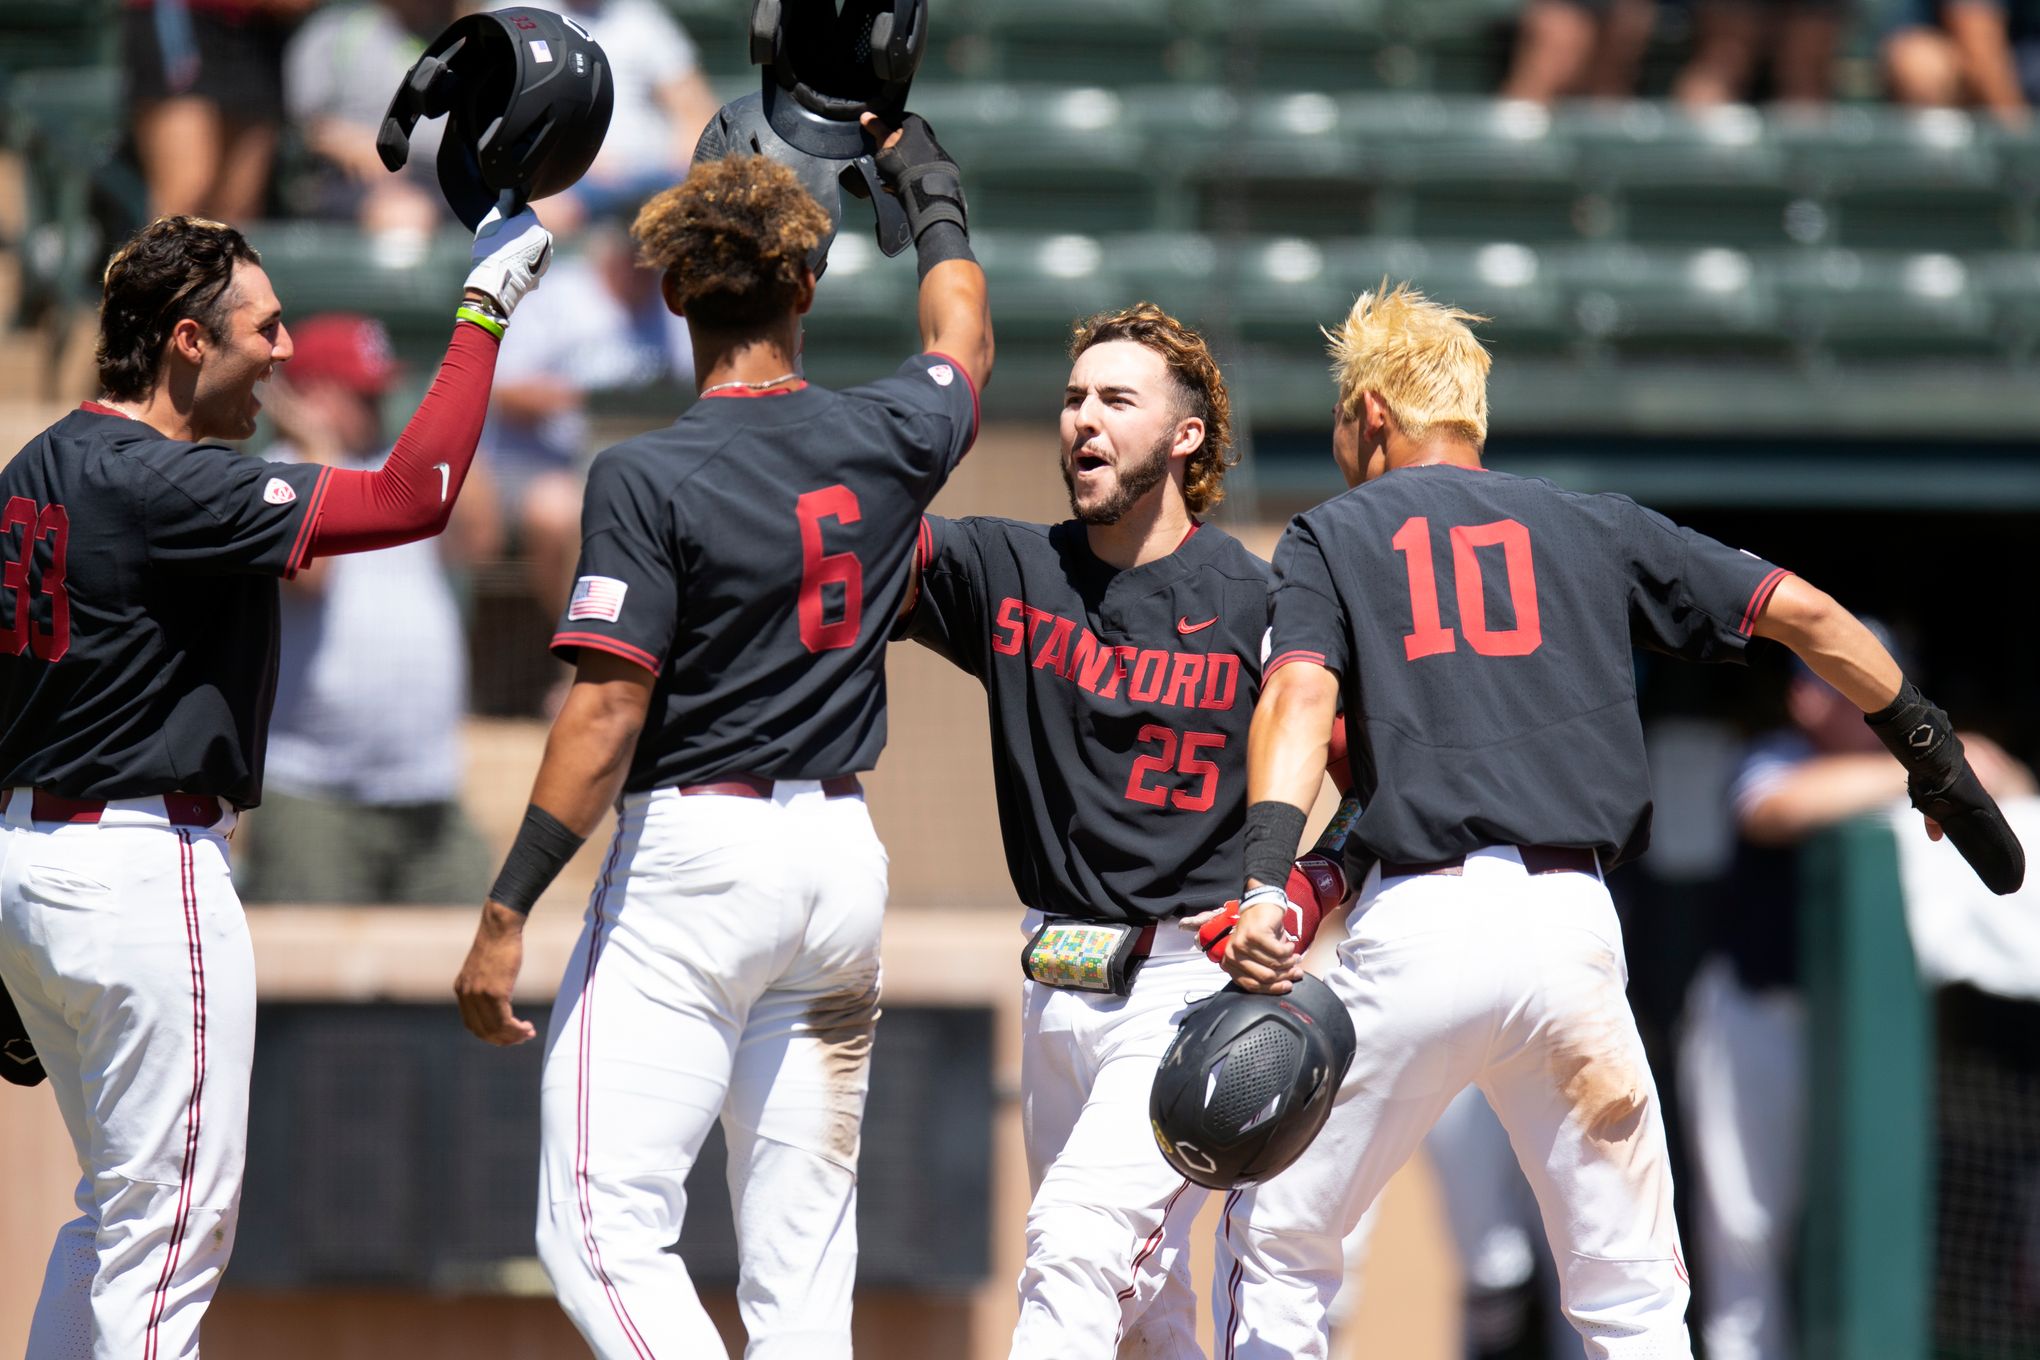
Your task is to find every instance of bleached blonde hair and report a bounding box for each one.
[1323,281,1492,448]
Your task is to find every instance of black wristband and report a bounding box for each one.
[488,804,587,916]
[1243,800,1309,892]
[1864,679,1962,786]
[914,220,975,279]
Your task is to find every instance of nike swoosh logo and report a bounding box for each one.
[433,462,451,503]
[1177,616,1217,634]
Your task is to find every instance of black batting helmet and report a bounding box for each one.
[1149,976,1357,1190]
[377,7,614,229]
[692,0,929,274]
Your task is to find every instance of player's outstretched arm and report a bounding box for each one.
[1755,574,2026,893]
[862,112,993,393]
[1229,660,1343,993]
[300,208,553,560]
[454,652,654,1046]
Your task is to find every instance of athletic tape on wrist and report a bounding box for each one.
[488,804,586,915]
[1243,800,1309,895]
[455,302,506,340]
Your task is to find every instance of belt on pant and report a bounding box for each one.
[1378,845,1599,880]
[3,788,224,827]
[675,773,863,799]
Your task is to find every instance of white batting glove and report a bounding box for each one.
[465,206,553,318]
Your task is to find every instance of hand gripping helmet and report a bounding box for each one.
[1149,976,1357,1190]
[691,0,928,274]
[376,7,614,229]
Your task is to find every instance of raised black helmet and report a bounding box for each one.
[377,7,614,229]
[1149,976,1357,1190]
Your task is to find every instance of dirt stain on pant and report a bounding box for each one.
[1548,952,1649,1146]
[805,972,881,1166]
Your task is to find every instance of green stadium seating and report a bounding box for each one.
[1967,250,2040,361]
[250,223,473,360]
[1180,0,1393,92]
[1355,95,1586,243]
[5,65,143,326]
[971,0,1186,85]
[1380,0,1520,93]
[0,0,117,79]
[1564,101,1800,248]
[654,0,753,79]
[1164,91,1376,238]
[911,85,1163,232]
[1773,247,1995,357]
[1545,243,1787,358]
[1776,107,2014,251]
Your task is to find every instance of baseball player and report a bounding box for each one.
[897,302,1348,1358]
[0,206,552,1358]
[1213,282,2020,1359]
[450,128,990,1360]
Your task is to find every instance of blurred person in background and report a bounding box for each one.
[283,0,460,236]
[540,0,721,233]
[482,221,692,634]
[1885,0,2040,125]
[1500,0,1657,103]
[1679,637,2033,1360]
[237,312,501,905]
[1674,0,1846,106]
[123,0,319,222]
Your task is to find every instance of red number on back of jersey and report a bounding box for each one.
[796,485,863,654]
[1392,515,1541,660]
[0,496,69,662]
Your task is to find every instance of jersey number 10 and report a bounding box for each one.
[1391,516,1541,661]
[0,496,69,662]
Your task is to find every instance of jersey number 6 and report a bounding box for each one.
[0,496,69,662]
[1391,516,1541,661]
[797,485,863,653]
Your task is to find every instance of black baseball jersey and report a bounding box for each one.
[552,355,977,792]
[0,405,329,806]
[902,516,1271,923]
[1269,465,1789,870]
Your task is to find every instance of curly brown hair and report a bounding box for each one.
[97,216,261,401]
[631,155,830,332]
[1069,303,1236,515]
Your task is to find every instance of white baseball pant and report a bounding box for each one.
[0,793,249,1360]
[1678,955,1805,1360]
[1011,911,1231,1360]
[1220,846,1692,1360]
[535,781,888,1360]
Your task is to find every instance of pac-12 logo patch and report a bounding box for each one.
[568,575,628,623]
[927,363,955,387]
[262,477,297,506]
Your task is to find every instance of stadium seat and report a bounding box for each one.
[1563,101,1801,248]
[1545,243,1787,359]
[1351,239,1573,356]
[1354,96,1587,244]
[912,85,1163,233]
[1773,247,1995,358]
[1966,251,2040,361]
[250,223,474,361]
[1179,0,1395,93]
[0,0,117,80]
[1776,107,2015,252]
[1380,0,1522,93]
[971,0,1187,85]
[1165,90,1378,238]
[5,65,143,327]
[653,0,753,80]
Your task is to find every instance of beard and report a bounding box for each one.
[1063,430,1173,526]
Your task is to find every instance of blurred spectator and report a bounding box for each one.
[542,0,721,232]
[123,0,319,222]
[1674,0,1845,106]
[1885,0,2040,125]
[283,0,458,235]
[236,314,501,906]
[1500,0,1657,103]
[482,223,691,628]
[1678,641,2034,1360]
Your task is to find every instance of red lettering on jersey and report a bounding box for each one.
[1069,627,1114,692]
[1032,616,1074,674]
[1128,650,1169,703]
[1202,652,1239,710]
[992,597,1025,654]
[1162,653,1205,708]
[1094,645,1139,700]
[1022,604,1055,649]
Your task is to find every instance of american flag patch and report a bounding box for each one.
[568,575,628,622]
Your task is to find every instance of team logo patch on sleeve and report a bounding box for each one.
[927,363,955,387]
[262,477,297,506]
[568,575,629,622]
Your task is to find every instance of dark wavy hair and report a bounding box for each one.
[96,216,261,401]
[632,155,829,331]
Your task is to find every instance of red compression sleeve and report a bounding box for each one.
[301,322,501,559]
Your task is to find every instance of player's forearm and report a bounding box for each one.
[528,682,648,840]
[918,257,993,393]
[304,318,501,556]
[1245,663,1341,887]
[1751,575,1902,713]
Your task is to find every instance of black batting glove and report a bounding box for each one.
[874,114,968,242]
[1867,681,2027,895]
